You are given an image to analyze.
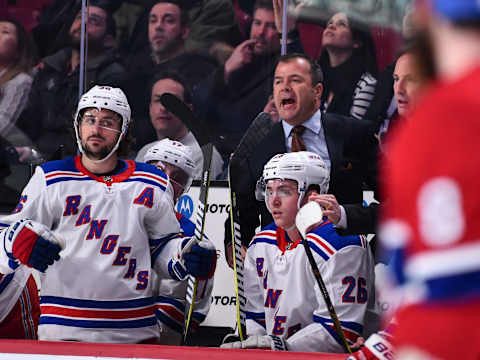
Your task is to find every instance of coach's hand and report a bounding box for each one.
[2,219,61,272]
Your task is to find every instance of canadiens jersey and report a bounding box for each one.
[380,65,480,305]
[0,156,184,343]
[153,212,213,344]
[244,221,378,353]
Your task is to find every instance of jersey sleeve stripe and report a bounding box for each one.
[156,296,185,312]
[45,171,86,179]
[46,176,92,186]
[40,296,154,309]
[248,238,277,248]
[313,315,363,345]
[132,171,168,185]
[306,233,336,255]
[305,241,330,261]
[124,178,166,191]
[40,305,155,320]
[39,316,156,329]
[155,308,183,334]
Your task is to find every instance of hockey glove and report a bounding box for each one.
[2,219,61,272]
[169,238,217,280]
[220,335,288,351]
[346,333,394,360]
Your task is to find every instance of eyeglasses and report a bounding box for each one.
[265,186,297,199]
[82,113,121,133]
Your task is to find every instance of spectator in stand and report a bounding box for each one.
[125,0,242,59]
[0,18,39,162]
[17,1,127,161]
[318,12,378,120]
[199,0,303,158]
[363,4,418,131]
[125,0,218,152]
[308,45,426,256]
[135,71,224,180]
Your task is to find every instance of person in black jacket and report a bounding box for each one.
[198,0,303,158]
[17,1,127,160]
[224,53,376,264]
[124,0,219,152]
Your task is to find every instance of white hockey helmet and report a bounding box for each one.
[74,85,131,163]
[143,138,195,195]
[260,151,330,209]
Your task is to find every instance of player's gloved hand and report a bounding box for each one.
[346,333,394,360]
[169,238,217,280]
[220,335,288,351]
[2,219,61,272]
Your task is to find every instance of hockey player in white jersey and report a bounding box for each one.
[0,85,216,343]
[143,139,215,345]
[223,152,378,352]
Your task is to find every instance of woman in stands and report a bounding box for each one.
[318,12,378,120]
[0,18,37,162]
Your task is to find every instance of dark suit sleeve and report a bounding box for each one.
[337,202,379,235]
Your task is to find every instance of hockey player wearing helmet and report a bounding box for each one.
[143,138,196,203]
[379,1,480,359]
[222,151,378,352]
[0,85,216,343]
[142,139,215,345]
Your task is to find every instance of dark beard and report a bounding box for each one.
[82,142,114,160]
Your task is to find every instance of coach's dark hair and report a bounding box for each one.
[149,70,193,104]
[276,53,324,85]
[149,0,189,27]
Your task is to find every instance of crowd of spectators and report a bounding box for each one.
[0,0,408,174]
[0,0,412,347]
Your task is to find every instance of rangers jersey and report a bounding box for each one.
[0,156,184,343]
[0,266,39,339]
[245,220,378,353]
[153,212,213,344]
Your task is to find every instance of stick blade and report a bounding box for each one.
[230,112,275,166]
[160,93,210,147]
[296,201,323,238]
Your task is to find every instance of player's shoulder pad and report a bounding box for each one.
[249,222,277,248]
[306,221,366,258]
[131,161,170,191]
[134,161,168,179]
[40,157,77,174]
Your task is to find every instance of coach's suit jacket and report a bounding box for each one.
[228,112,377,247]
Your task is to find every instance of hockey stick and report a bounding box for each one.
[160,93,214,344]
[295,201,352,354]
[160,93,210,147]
[227,112,275,340]
[182,142,213,343]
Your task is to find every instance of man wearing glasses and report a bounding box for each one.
[0,85,216,343]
